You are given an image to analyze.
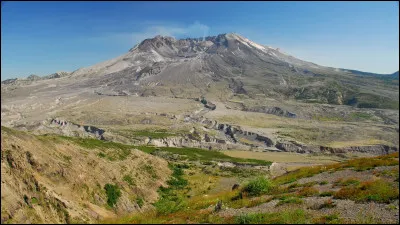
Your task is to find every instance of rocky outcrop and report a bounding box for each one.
[320,145,398,155]
[149,136,251,151]
[244,106,296,118]
[275,141,398,155]
[274,141,318,153]
[47,118,105,140]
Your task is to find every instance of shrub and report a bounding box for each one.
[136,197,144,208]
[104,184,121,207]
[320,191,334,197]
[319,181,329,185]
[31,197,38,204]
[243,176,273,197]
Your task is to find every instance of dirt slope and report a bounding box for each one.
[1,127,171,224]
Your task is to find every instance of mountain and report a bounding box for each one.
[1,71,70,85]
[63,33,397,109]
[1,33,398,110]
[341,69,399,78]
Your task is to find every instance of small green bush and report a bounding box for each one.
[243,176,273,197]
[319,181,329,185]
[136,197,144,208]
[320,191,334,197]
[31,197,38,204]
[104,184,121,207]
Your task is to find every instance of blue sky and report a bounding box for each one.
[1,1,399,80]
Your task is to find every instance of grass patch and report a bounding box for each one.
[234,209,308,224]
[373,167,399,181]
[273,152,399,185]
[98,152,106,158]
[276,196,303,206]
[56,136,132,161]
[349,112,373,120]
[319,181,329,185]
[143,164,159,179]
[297,187,319,197]
[313,213,342,224]
[123,175,135,186]
[333,179,399,203]
[34,133,272,165]
[136,146,272,166]
[301,181,318,187]
[114,129,179,139]
[333,177,360,187]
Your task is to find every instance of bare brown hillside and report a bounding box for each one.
[1,127,171,224]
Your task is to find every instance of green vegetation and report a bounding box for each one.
[41,134,272,166]
[273,152,399,185]
[31,197,38,204]
[313,213,342,224]
[136,146,272,166]
[234,209,308,224]
[57,136,132,161]
[47,134,271,166]
[104,184,121,207]
[115,129,179,139]
[297,187,319,197]
[349,112,373,120]
[319,181,329,185]
[153,164,189,215]
[123,175,135,186]
[200,98,207,105]
[243,176,273,197]
[333,179,399,203]
[143,164,159,179]
[276,196,303,206]
[136,197,144,208]
[319,191,335,197]
[333,178,360,186]
[347,93,399,110]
